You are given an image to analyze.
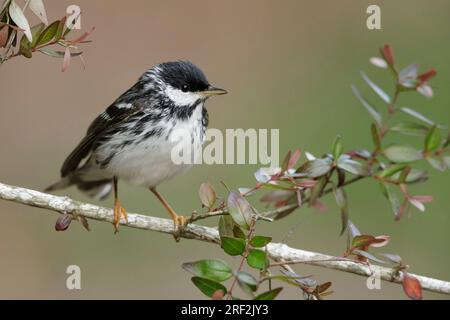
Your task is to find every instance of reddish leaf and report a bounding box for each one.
[260,190,293,203]
[61,47,71,72]
[281,150,291,171]
[310,200,327,212]
[288,149,302,169]
[0,26,9,47]
[395,199,410,221]
[411,195,433,203]
[227,191,253,230]
[352,235,386,249]
[381,44,394,66]
[402,273,422,300]
[317,282,332,293]
[275,199,289,208]
[417,69,436,83]
[353,249,387,264]
[370,235,390,248]
[297,179,316,188]
[211,289,225,300]
[198,182,216,208]
[70,26,95,44]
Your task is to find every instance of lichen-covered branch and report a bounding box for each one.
[0,181,449,296]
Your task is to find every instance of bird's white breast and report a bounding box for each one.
[101,103,205,187]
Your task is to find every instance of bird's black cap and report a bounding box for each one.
[158,61,210,93]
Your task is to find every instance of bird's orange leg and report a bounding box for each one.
[150,187,188,241]
[113,177,128,233]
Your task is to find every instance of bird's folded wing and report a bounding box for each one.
[60,103,143,177]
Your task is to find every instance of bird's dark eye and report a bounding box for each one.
[181,84,189,92]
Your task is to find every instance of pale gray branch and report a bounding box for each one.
[0,181,449,296]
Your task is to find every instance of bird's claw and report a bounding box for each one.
[172,215,188,242]
[113,200,128,234]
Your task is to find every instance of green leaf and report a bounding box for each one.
[398,166,411,183]
[19,23,47,58]
[236,272,258,292]
[227,192,253,230]
[233,225,247,239]
[444,156,450,169]
[38,48,82,58]
[250,235,272,248]
[246,249,268,270]
[309,175,326,205]
[426,157,446,172]
[352,235,385,248]
[333,186,348,235]
[424,126,441,153]
[360,71,391,104]
[390,122,429,137]
[351,85,382,126]
[19,34,32,58]
[298,159,332,178]
[391,168,428,184]
[191,277,227,297]
[254,287,283,300]
[352,250,387,264]
[221,236,246,256]
[332,136,343,160]
[54,16,66,41]
[337,158,368,176]
[218,215,235,238]
[198,182,216,208]
[36,20,59,46]
[384,145,423,163]
[400,107,439,127]
[371,123,381,150]
[29,23,45,48]
[384,184,400,218]
[444,133,450,148]
[182,260,233,282]
[378,164,406,179]
[379,253,403,264]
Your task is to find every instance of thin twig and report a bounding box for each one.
[226,217,257,299]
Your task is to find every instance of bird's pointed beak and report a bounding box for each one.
[200,86,227,97]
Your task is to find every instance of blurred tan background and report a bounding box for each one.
[0,0,449,299]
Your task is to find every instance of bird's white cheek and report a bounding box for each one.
[165,86,202,107]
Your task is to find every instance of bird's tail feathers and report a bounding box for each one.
[45,176,72,192]
[45,176,113,201]
[77,179,113,200]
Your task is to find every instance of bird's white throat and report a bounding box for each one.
[165,85,203,107]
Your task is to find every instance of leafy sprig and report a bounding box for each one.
[184,45,448,300]
[0,0,93,71]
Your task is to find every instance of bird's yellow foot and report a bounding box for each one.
[113,200,128,233]
[172,214,189,242]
